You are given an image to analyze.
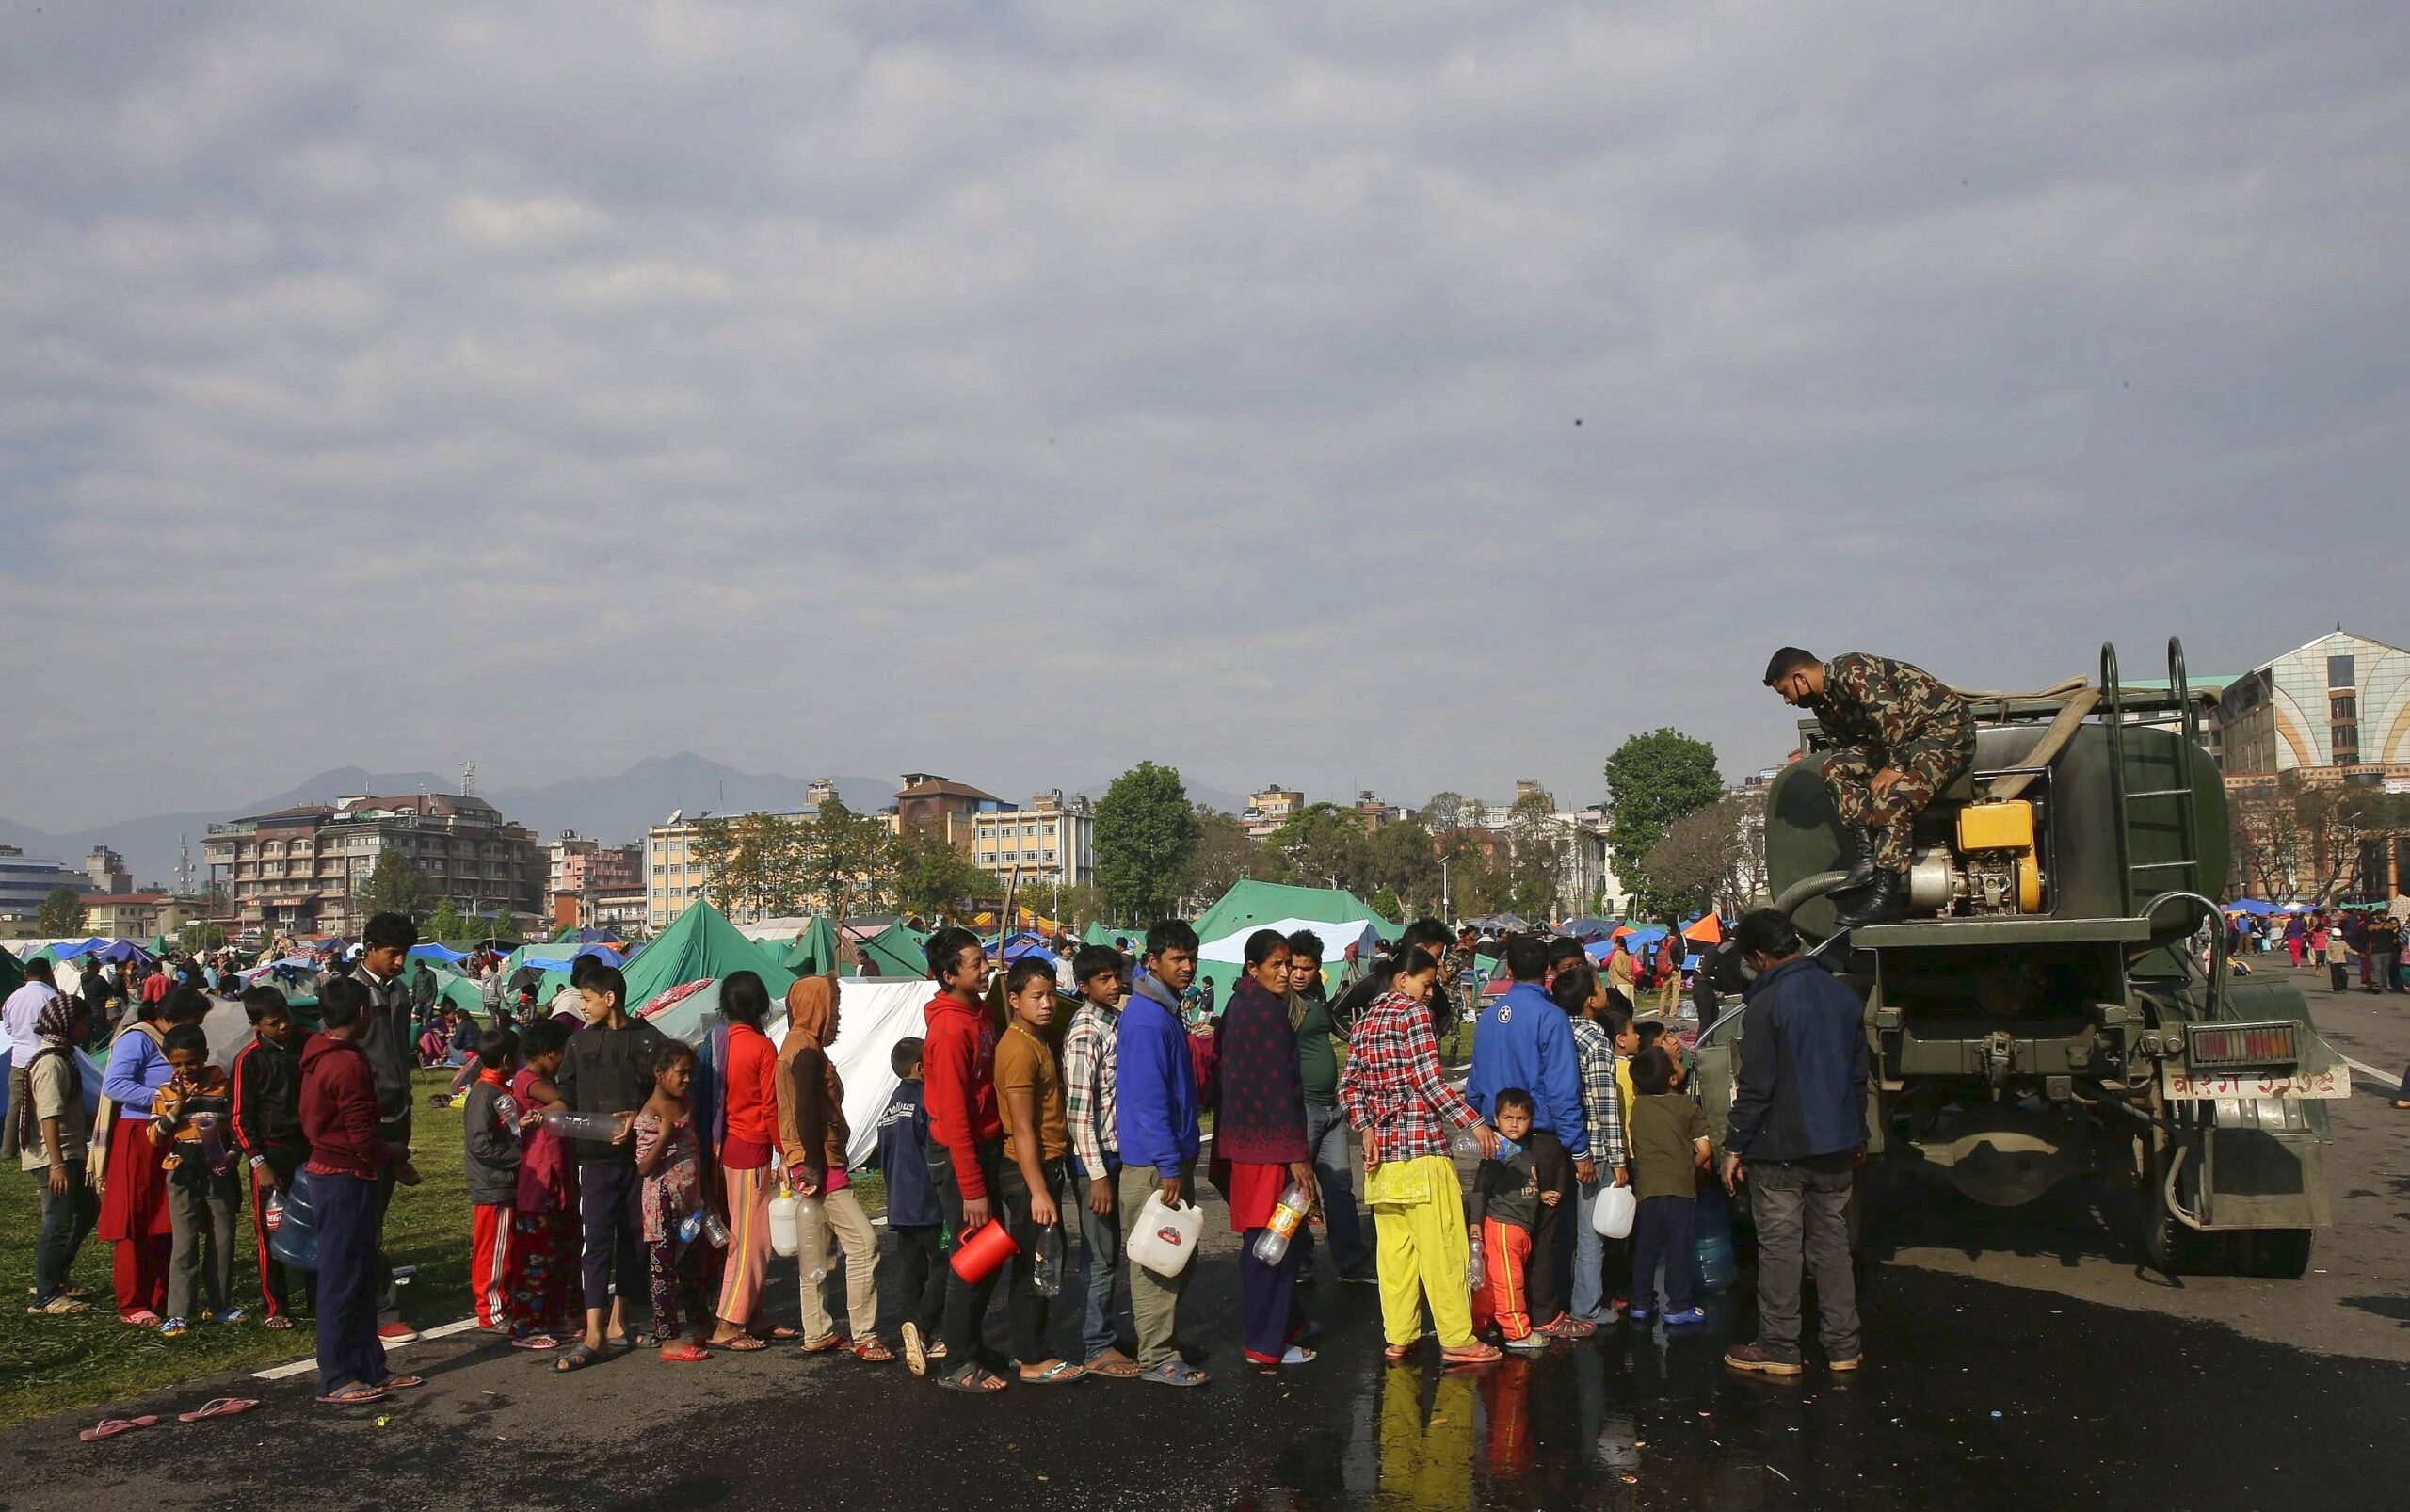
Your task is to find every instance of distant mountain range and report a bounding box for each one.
[0,755,897,892]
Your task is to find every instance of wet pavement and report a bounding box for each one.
[7,965,2407,1510]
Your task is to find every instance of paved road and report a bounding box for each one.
[7,965,2407,1510]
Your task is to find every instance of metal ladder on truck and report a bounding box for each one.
[2100,637,2210,920]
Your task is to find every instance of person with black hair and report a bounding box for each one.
[356,911,423,1346]
[1286,928,1373,1286]
[707,971,780,1353]
[3,957,60,1166]
[20,994,97,1317]
[1719,908,1868,1377]
[1555,964,1629,1328]
[1060,943,1135,1377]
[995,957,1084,1383]
[463,1026,523,1331]
[1625,1047,1711,1328]
[918,926,1009,1391]
[97,984,206,1324]
[505,1019,578,1349]
[233,986,311,1327]
[554,963,667,1371]
[1543,938,1587,983]
[1115,919,1207,1388]
[301,973,424,1407]
[872,1037,946,1367]
[1467,935,1593,1339]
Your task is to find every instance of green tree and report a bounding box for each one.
[1095,762,1202,924]
[1182,810,1262,906]
[1363,818,1442,915]
[1604,728,1725,913]
[692,812,808,922]
[355,850,433,921]
[34,885,85,937]
[1437,829,1507,918]
[894,821,991,918]
[426,897,470,945]
[1265,803,1372,893]
[1502,791,1569,920]
[178,920,228,952]
[795,797,897,923]
[1422,791,1468,833]
[1370,886,1405,922]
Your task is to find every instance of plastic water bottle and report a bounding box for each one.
[1033,1228,1062,1297]
[541,1108,624,1142]
[1466,1236,1486,1292]
[1451,1131,1522,1160]
[1694,1189,1738,1295]
[263,1189,284,1234]
[796,1194,830,1284]
[1250,1181,1314,1264]
[680,1210,731,1247]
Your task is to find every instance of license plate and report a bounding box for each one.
[2161,1066,2352,1100]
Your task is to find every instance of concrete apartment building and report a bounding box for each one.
[0,847,92,922]
[1458,781,1623,916]
[549,831,644,931]
[82,893,199,940]
[86,846,133,894]
[1241,784,1306,839]
[205,792,544,939]
[2215,628,2410,899]
[968,790,1096,886]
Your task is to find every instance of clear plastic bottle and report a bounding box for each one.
[1451,1130,1522,1160]
[796,1194,830,1284]
[540,1108,625,1142]
[1033,1229,1062,1297]
[1250,1181,1314,1265]
[1466,1235,1486,1292]
[264,1188,285,1234]
[680,1210,731,1247]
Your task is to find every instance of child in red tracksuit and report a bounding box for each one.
[1469,1089,1565,1354]
[461,1027,522,1329]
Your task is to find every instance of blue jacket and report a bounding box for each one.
[872,1079,940,1229]
[1724,956,1868,1162]
[1466,980,1589,1159]
[1115,978,1200,1173]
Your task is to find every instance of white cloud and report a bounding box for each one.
[3,0,2406,829]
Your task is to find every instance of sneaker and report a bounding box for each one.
[1723,1342,1805,1376]
[378,1321,421,1344]
[1662,1308,1707,1327]
[1502,1333,1550,1354]
[1626,1307,1654,1324]
[218,1307,249,1326]
[159,1316,190,1339]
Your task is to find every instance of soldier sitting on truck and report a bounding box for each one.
[1764,647,1976,928]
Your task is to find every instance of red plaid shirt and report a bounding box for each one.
[1339,989,1483,1166]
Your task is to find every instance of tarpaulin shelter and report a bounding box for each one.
[1681,915,1725,944]
[779,917,844,977]
[2222,899,2283,917]
[1083,922,1140,950]
[434,971,487,1016]
[409,942,470,964]
[1191,881,1400,995]
[620,902,795,1008]
[0,949,21,994]
[1557,917,1615,942]
[93,941,156,966]
[857,921,931,979]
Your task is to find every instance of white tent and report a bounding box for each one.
[1197,916,1383,978]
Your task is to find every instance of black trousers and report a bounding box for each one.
[1523,1130,1574,1326]
[998,1156,1069,1365]
[876,1224,947,1341]
[930,1139,1005,1370]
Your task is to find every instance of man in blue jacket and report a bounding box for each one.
[1719,909,1868,1377]
[1114,920,1207,1389]
[1467,933,1593,1337]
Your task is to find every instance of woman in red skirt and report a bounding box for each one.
[1213,931,1321,1371]
[98,991,202,1323]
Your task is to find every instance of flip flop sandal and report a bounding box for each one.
[178,1398,259,1423]
[1441,1343,1503,1367]
[852,1340,893,1362]
[933,1365,1009,1394]
[900,1322,928,1376]
[510,1335,561,1351]
[1083,1353,1143,1378]
[711,1334,765,1352]
[798,1335,844,1355]
[264,1316,295,1331]
[120,1310,160,1327]
[1383,1344,1414,1365]
[554,1344,604,1373]
[314,1385,386,1407]
[79,1415,160,1442]
[658,1343,712,1363]
[763,1325,801,1341]
[1018,1360,1086,1385]
[379,1375,426,1391]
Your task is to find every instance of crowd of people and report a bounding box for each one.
[6,903,1885,1407]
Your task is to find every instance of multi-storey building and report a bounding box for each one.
[2215,629,2410,900]
[204,793,544,939]
[82,893,198,940]
[968,791,1095,886]
[894,774,1004,852]
[1241,784,1306,839]
[0,847,92,921]
[85,847,133,894]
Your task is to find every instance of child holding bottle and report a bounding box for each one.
[635,1039,721,1362]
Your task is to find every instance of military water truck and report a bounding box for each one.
[1694,640,2347,1277]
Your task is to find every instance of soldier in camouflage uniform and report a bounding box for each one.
[1764,647,1975,926]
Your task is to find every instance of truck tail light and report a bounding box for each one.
[2184,1021,2299,1070]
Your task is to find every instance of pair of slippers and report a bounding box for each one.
[80,1398,259,1441]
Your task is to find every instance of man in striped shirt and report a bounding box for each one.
[1060,944,1138,1378]
[1558,968,1630,1326]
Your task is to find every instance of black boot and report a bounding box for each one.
[1832,870,1905,929]
[1831,825,1879,895]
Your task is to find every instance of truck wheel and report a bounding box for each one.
[2228,1230,2313,1279]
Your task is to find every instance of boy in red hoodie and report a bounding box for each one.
[919,926,1006,1393]
[302,974,422,1407]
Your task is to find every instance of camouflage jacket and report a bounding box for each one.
[1818,651,1974,763]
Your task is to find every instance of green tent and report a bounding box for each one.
[434,970,487,1016]
[1082,922,1142,950]
[1189,879,1403,945]
[622,902,796,1010]
[858,921,930,979]
[779,917,844,976]
[0,948,23,995]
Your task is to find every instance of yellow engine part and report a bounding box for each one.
[1957,799,2035,854]
[2015,856,2043,912]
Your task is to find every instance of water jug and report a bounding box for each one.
[541,1108,625,1143]
[1593,1182,1637,1240]
[950,1218,1020,1285]
[1695,1188,1737,1295]
[795,1194,830,1283]
[768,1185,801,1257]
[1126,1191,1202,1278]
[1250,1180,1314,1265]
[268,1170,319,1271]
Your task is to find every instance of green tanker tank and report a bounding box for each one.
[1694,639,2346,1277]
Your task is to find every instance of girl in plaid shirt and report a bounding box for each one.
[1339,947,1502,1368]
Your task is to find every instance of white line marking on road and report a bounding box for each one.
[249,1315,481,1380]
[2338,1053,2398,1088]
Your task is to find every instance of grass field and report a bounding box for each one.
[0,1068,895,1428]
[0,1069,473,1427]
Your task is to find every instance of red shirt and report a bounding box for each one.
[721,1022,780,1154]
[300,1032,386,1178]
[922,992,1002,1201]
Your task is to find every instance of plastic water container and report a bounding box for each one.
[1451,1131,1522,1160]
[768,1186,801,1257]
[541,1108,624,1143]
[1033,1228,1063,1297]
[680,1210,731,1247]
[1250,1181,1314,1265]
[795,1195,830,1284]
[1593,1182,1637,1240]
[949,1218,1020,1285]
[1126,1191,1202,1279]
[268,1170,319,1271]
[1466,1235,1486,1292]
[1695,1189,1737,1295]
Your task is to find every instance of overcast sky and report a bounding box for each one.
[5,1,2406,831]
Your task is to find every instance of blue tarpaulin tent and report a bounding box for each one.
[409,942,470,964]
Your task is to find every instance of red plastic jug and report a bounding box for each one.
[949,1219,1020,1285]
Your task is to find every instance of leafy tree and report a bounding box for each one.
[178,920,227,952]
[1182,810,1262,907]
[1604,729,1724,913]
[895,821,992,918]
[1502,791,1569,920]
[1363,818,1442,915]
[1265,803,1372,893]
[1051,882,1111,929]
[1437,829,1507,918]
[1095,762,1202,924]
[355,850,433,921]
[426,897,471,945]
[35,885,85,937]
[795,797,898,922]
[1370,886,1405,923]
[692,812,808,922]
[1422,791,1467,833]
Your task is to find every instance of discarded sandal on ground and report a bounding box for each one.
[80,1414,159,1442]
[178,1398,259,1423]
[314,1384,386,1407]
[658,1343,712,1363]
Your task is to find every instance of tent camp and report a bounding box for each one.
[1681,915,1725,944]
[1189,880,1401,992]
[857,921,931,979]
[0,948,21,995]
[409,942,470,964]
[1082,922,1141,950]
[779,917,844,976]
[619,902,796,1008]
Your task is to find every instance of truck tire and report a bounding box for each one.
[2227,1229,2313,1279]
